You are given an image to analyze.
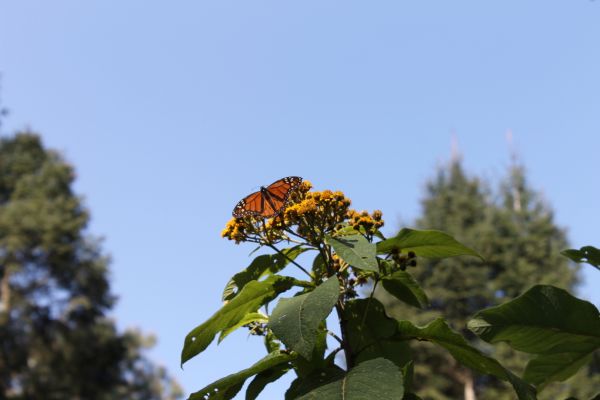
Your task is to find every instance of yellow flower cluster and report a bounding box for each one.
[283,189,351,244]
[221,217,251,244]
[347,209,384,235]
[221,180,385,246]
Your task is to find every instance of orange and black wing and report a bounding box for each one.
[232,190,264,218]
[263,176,303,217]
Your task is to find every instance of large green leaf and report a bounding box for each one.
[344,298,411,367]
[245,363,291,400]
[325,234,379,272]
[524,351,594,389]
[218,312,268,343]
[397,318,536,399]
[285,365,346,400]
[295,358,404,400]
[381,270,429,309]
[181,275,296,366]
[376,228,482,259]
[269,277,340,359]
[188,351,295,400]
[223,246,308,301]
[561,246,600,270]
[293,322,329,378]
[468,285,600,387]
[468,285,600,353]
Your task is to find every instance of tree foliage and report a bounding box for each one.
[0,133,182,399]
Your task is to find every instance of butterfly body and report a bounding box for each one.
[232,176,303,218]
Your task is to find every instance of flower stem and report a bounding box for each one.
[266,244,311,278]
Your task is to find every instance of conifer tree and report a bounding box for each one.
[380,157,594,399]
[0,133,181,399]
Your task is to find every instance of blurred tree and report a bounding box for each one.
[0,133,182,399]
[380,157,597,400]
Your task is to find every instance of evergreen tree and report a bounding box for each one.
[0,133,182,399]
[484,163,576,300]
[380,157,594,399]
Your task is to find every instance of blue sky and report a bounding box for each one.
[1,1,599,397]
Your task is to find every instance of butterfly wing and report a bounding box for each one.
[266,176,302,201]
[232,190,264,218]
[263,176,303,217]
[260,195,278,217]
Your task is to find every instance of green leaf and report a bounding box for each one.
[561,246,600,270]
[381,270,429,309]
[285,365,346,400]
[355,339,410,370]
[325,234,378,272]
[312,253,327,277]
[402,361,415,395]
[344,298,410,368]
[245,363,290,400]
[218,312,268,343]
[188,351,295,400]
[397,318,536,400]
[524,351,593,389]
[402,393,424,400]
[294,322,329,378]
[222,246,309,301]
[468,285,600,387]
[269,277,340,359]
[468,285,600,352]
[376,228,483,260]
[181,275,296,366]
[295,358,404,400]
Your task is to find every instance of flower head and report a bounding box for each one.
[221,179,384,246]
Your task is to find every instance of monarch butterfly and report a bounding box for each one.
[232,176,303,218]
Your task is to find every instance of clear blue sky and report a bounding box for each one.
[1,1,599,398]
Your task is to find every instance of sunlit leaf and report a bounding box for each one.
[376,228,482,260]
[468,285,600,387]
[222,246,308,301]
[188,351,295,400]
[182,275,296,366]
[295,358,404,400]
[218,312,268,343]
[325,234,378,272]
[269,277,340,359]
